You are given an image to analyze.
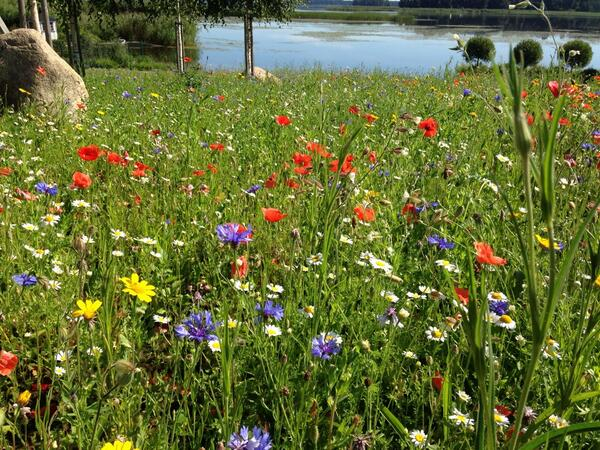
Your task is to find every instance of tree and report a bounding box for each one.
[215,0,305,77]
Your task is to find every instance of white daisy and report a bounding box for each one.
[111,229,127,240]
[425,326,447,342]
[264,325,282,337]
[409,430,428,447]
[41,214,60,226]
[208,339,221,352]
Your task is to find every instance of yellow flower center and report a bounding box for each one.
[433,330,442,338]
[500,315,513,324]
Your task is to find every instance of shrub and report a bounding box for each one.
[464,36,495,66]
[559,39,593,68]
[513,39,543,67]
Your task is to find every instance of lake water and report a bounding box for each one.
[195,21,600,74]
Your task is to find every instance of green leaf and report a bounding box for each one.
[380,406,408,439]
[520,422,600,450]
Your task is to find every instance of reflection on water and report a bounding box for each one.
[196,21,600,74]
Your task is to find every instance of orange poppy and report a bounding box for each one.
[0,350,18,376]
[353,205,375,223]
[71,172,92,189]
[474,242,507,266]
[262,208,287,223]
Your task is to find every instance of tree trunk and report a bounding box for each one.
[243,13,254,78]
[68,0,84,76]
[29,0,41,31]
[18,0,27,28]
[40,0,52,47]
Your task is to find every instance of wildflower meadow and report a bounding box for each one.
[0,60,599,449]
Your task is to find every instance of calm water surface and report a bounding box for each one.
[195,21,600,74]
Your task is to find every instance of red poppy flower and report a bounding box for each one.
[454,287,469,305]
[353,205,375,223]
[526,114,535,126]
[71,172,92,189]
[521,90,528,99]
[275,115,292,126]
[418,118,438,138]
[207,163,218,174]
[214,95,225,102]
[0,167,13,176]
[0,350,18,376]
[558,117,570,126]
[183,56,192,63]
[231,255,249,279]
[401,202,418,223]
[362,113,377,123]
[495,405,513,417]
[107,152,127,166]
[286,178,300,189]
[306,142,332,158]
[134,195,142,205]
[210,143,225,151]
[36,66,46,76]
[348,105,360,115]
[150,129,161,136]
[193,170,205,176]
[474,241,507,266]
[293,152,312,166]
[265,173,277,189]
[76,102,86,110]
[432,371,444,392]
[367,151,377,164]
[329,154,356,175]
[262,208,287,223]
[77,144,101,161]
[547,80,560,98]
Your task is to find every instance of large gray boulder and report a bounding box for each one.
[0,28,87,112]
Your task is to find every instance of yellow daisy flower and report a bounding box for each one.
[101,439,139,450]
[120,273,156,303]
[72,299,102,320]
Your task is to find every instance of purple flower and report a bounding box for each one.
[227,425,272,450]
[244,184,262,195]
[463,88,472,96]
[255,300,284,322]
[581,143,596,151]
[489,300,509,316]
[216,223,252,246]
[427,235,454,250]
[175,311,218,342]
[494,94,502,102]
[377,307,403,327]
[122,91,132,99]
[311,332,342,360]
[34,182,58,196]
[12,273,37,287]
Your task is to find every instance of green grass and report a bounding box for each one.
[0,65,599,449]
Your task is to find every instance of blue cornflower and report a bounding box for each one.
[255,300,284,322]
[437,237,455,250]
[463,88,472,96]
[494,94,502,102]
[497,128,506,136]
[12,273,37,287]
[122,91,132,99]
[34,182,58,196]
[175,311,218,342]
[244,184,262,195]
[216,223,253,246]
[489,300,509,316]
[427,235,455,250]
[167,132,175,138]
[415,201,439,213]
[200,142,209,148]
[581,143,596,151]
[227,425,272,450]
[311,332,342,360]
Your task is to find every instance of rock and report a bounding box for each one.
[0,28,88,113]
[253,66,281,84]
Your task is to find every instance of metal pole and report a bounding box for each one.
[175,0,184,73]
